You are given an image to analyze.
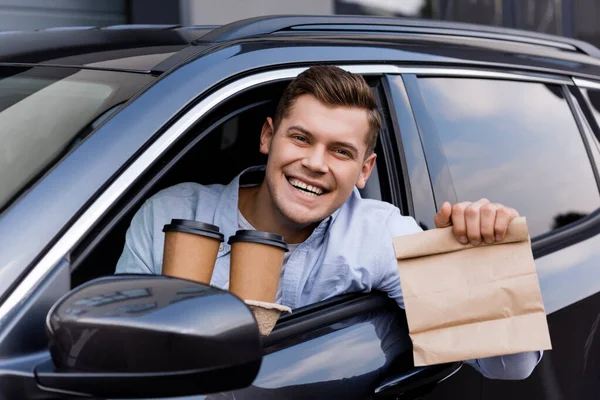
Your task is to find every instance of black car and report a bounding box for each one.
[1,15,600,400]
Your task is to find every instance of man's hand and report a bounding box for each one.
[434,198,520,245]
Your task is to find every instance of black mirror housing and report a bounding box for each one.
[37,275,262,398]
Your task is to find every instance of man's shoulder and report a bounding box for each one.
[148,182,224,204]
[140,182,227,222]
[323,191,418,274]
[354,196,398,215]
[340,190,400,221]
[334,190,420,235]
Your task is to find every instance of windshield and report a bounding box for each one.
[0,66,153,213]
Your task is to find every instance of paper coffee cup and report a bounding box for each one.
[227,230,289,303]
[162,219,224,284]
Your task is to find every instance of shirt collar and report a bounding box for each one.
[311,205,341,239]
[213,165,265,244]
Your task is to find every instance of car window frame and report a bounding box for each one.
[0,76,409,398]
[0,64,416,340]
[572,79,600,169]
[75,71,411,346]
[75,73,408,337]
[368,78,408,212]
[562,83,600,189]
[4,63,580,328]
[401,68,600,260]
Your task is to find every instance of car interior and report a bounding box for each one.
[69,77,386,300]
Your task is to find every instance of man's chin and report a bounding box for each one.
[285,214,323,228]
[279,206,329,228]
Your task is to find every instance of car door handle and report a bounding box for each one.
[373,362,462,398]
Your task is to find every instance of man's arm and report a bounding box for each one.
[115,199,156,275]
[377,208,422,308]
[114,182,218,276]
[378,207,542,380]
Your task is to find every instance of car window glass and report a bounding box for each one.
[417,77,600,237]
[0,66,153,214]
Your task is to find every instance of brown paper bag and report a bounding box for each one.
[393,216,552,366]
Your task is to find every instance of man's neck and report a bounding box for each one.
[238,183,317,244]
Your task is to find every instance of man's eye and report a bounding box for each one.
[334,149,351,157]
[293,135,308,143]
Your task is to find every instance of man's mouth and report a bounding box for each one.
[287,177,326,197]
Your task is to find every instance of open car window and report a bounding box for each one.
[70,75,402,338]
[5,71,428,400]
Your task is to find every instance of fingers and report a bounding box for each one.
[464,198,489,245]
[434,202,453,228]
[441,199,519,245]
[480,203,499,244]
[494,206,520,241]
[449,202,470,244]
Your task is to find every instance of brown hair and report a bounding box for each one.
[273,65,382,156]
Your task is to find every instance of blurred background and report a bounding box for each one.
[0,0,599,47]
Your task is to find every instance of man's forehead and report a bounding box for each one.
[286,95,368,126]
[283,95,370,145]
[287,94,364,114]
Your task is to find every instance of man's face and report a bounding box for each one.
[260,94,377,228]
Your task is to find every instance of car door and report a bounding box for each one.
[0,64,460,400]
[102,71,459,400]
[193,75,462,400]
[399,68,600,400]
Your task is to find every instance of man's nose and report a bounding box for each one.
[301,146,329,174]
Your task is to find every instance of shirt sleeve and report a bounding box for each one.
[114,199,156,275]
[463,351,543,380]
[376,207,422,309]
[377,207,544,380]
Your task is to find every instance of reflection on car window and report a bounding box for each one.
[418,78,600,237]
[0,66,153,214]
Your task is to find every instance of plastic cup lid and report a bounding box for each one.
[227,230,289,251]
[163,219,224,242]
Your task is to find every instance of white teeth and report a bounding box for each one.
[288,178,324,195]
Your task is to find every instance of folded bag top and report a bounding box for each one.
[394,216,530,260]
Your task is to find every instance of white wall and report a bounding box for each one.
[181,0,334,26]
[0,0,126,31]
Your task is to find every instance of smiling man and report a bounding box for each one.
[115,66,542,380]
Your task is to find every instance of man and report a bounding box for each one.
[116,65,542,380]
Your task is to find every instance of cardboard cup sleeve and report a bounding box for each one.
[244,300,292,336]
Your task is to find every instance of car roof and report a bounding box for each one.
[0,25,216,72]
[1,15,599,76]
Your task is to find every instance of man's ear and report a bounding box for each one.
[260,117,275,155]
[356,153,377,189]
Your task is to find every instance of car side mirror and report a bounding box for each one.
[34,275,262,399]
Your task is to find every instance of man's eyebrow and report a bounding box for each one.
[287,125,312,136]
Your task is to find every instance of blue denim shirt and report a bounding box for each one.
[115,166,542,379]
